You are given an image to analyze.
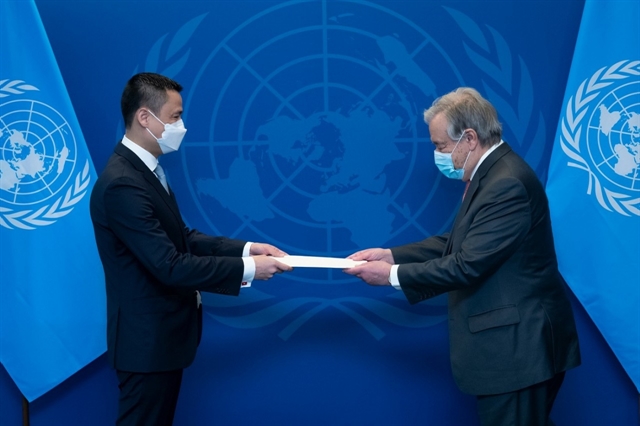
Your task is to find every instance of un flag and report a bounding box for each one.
[546,0,640,392]
[0,0,106,401]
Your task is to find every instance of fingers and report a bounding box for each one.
[342,262,391,286]
[342,265,362,276]
[274,259,293,272]
[347,249,372,261]
[346,252,361,260]
[265,245,288,257]
[348,248,387,262]
[251,243,288,257]
[253,255,293,280]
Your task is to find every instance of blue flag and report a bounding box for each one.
[546,0,640,392]
[0,0,106,401]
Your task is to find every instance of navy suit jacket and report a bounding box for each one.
[90,142,246,372]
[392,143,580,395]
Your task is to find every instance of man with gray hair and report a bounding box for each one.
[345,87,580,425]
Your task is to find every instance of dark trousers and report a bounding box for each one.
[116,369,184,426]
[476,372,566,426]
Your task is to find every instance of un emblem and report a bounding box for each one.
[139,2,544,338]
[558,60,640,216]
[181,0,462,283]
[0,80,90,230]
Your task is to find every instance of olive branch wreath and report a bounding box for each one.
[0,79,39,97]
[114,13,208,142]
[0,80,91,230]
[445,7,546,172]
[558,60,640,217]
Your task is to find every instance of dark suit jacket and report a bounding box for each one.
[392,143,580,395]
[90,142,246,373]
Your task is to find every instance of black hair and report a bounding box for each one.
[120,72,182,129]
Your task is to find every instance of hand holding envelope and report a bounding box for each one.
[342,248,395,286]
[251,246,394,286]
[347,248,394,264]
[251,243,293,280]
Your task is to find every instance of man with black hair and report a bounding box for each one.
[90,72,292,425]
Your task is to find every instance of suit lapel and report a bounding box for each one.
[114,142,183,223]
[443,143,512,255]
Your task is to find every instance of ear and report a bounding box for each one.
[465,128,480,151]
[136,108,151,128]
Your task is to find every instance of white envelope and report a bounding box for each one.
[274,255,365,269]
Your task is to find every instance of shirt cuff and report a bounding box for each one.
[389,264,401,290]
[241,256,255,288]
[243,242,253,257]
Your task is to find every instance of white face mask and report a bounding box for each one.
[145,109,187,154]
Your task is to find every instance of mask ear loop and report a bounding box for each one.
[450,130,466,155]
[146,127,160,141]
[144,109,165,125]
[451,130,468,172]
[460,148,471,172]
[143,109,165,141]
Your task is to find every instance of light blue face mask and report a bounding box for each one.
[433,131,469,180]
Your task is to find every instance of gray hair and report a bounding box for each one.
[423,87,502,147]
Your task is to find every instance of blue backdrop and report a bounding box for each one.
[1,0,637,425]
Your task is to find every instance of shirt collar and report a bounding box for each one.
[470,140,504,181]
[121,136,158,172]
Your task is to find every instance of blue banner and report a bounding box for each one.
[546,0,640,391]
[0,0,106,401]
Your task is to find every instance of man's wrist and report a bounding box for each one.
[241,256,255,288]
